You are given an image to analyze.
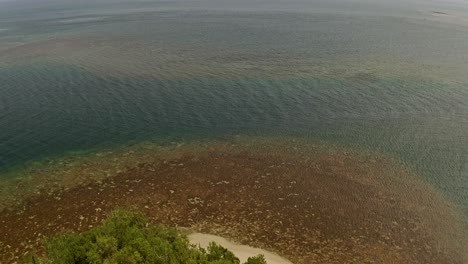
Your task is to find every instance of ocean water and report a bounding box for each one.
[1,0,468,215]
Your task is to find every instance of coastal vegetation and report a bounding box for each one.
[27,210,266,264]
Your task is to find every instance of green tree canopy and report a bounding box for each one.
[28,210,267,264]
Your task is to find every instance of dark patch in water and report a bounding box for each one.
[0,139,466,263]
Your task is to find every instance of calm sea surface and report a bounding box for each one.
[1,0,468,213]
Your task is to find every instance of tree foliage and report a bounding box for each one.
[29,210,266,264]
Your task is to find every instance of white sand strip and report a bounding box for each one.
[188,233,293,264]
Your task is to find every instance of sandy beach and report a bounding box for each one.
[188,233,293,264]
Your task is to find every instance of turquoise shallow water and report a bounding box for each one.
[1,0,468,214]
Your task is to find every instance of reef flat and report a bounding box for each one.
[0,137,466,263]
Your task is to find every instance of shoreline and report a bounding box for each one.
[188,233,293,264]
[0,138,467,263]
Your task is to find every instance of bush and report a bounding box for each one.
[244,255,267,264]
[29,210,266,264]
